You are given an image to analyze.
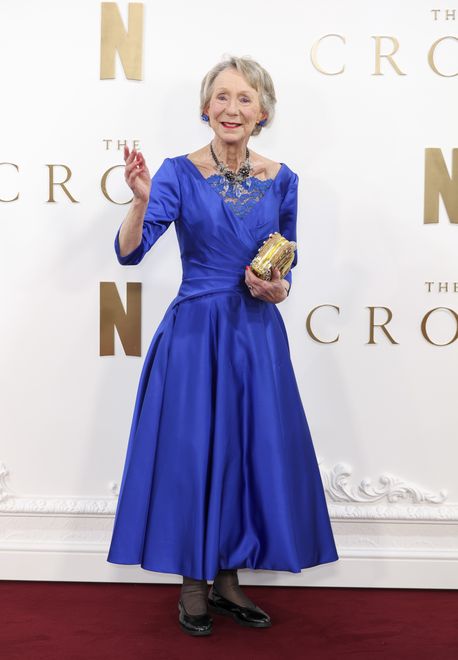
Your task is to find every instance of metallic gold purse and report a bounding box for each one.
[250,232,297,281]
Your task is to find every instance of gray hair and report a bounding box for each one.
[200,55,277,137]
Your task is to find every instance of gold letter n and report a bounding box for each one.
[100,2,144,80]
[424,148,458,224]
[100,282,141,356]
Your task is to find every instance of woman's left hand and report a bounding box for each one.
[245,265,289,303]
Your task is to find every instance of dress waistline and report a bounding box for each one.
[169,283,251,312]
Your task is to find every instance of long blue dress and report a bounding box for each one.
[106,154,339,580]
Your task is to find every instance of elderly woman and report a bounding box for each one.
[107,55,339,636]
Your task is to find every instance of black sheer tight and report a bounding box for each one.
[211,568,257,609]
[180,576,209,616]
[180,569,257,614]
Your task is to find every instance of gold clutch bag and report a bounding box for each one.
[250,232,297,281]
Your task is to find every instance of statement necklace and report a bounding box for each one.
[209,142,253,198]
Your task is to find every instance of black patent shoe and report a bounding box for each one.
[207,584,272,628]
[178,599,213,636]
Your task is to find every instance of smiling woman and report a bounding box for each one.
[200,56,277,137]
[107,54,339,637]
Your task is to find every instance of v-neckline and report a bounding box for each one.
[181,154,286,222]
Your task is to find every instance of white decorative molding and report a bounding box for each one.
[0,463,118,515]
[0,460,456,521]
[328,503,458,521]
[318,460,447,505]
[0,462,11,501]
[0,495,118,515]
[317,458,449,517]
[315,460,454,520]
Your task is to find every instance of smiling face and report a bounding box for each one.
[204,67,267,145]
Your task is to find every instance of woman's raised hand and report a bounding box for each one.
[124,145,151,205]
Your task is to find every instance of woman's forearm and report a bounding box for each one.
[118,197,148,257]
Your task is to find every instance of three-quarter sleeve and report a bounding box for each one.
[114,157,181,265]
[279,171,299,292]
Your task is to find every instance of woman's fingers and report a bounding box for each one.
[123,148,150,201]
[125,151,139,170]
[127,156,144,179]
[124,146,141,166]
[125,152,144,182]
[124,146,136,164]
[126,168,145,192]
[127,151,143,170]
[126,159,150,199]
[245,266,286,302]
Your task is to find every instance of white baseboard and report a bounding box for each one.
[0,515,457,588]
[0,548,457,589]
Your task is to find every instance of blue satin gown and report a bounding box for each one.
[106,154,339,580]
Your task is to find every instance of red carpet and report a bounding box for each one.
[0,581,457,659]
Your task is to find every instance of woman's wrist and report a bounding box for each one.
[132,195,148,211]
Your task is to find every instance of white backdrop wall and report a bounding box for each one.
[1,0,457,587]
